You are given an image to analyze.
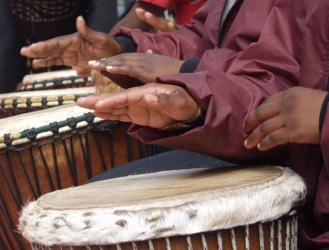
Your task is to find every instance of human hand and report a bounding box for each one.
[72,66,91,78]
[77,83,199,129]
[89,53,184,84]
[136,7,178,33]
[244,87,327,151]
[20,16,122,69]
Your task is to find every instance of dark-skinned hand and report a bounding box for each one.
[244,87,327,151]
[77,83,199,129]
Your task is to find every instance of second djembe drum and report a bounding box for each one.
[19,166,306,250]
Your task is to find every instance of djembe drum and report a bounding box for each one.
[0,87,95,118]
[16,70,93,91]
[19,166,306,250]
[0,103,153,250]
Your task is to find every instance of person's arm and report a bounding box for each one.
[113,1,209,59]
[125,0,304,164]
[110,2,165,34]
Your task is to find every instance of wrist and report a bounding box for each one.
[319,92,329,135]
[113,36,137,54]
[158,106,205,131]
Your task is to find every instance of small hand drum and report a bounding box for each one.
[19,166,306,250]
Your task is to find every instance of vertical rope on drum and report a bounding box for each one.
[0,192,24,250]
[0,161,20,208]
[84,132,93,179]
[286,218,291,250]
[230,229,237,250]
[17,150,38,198]
[245,225,250,250]
[116,244,122,250]
[138,140,145,158]
[51,142,62,189]
[84,113,95,178]
[61,138,78,186]
[148,240,155,250]
[270,221,274,250]
[69,136,78,185]
[293,215,298,250]
[291,216,296,250]
[278,219,282,250]
[217,232,223,250]
[78,133,92,180]
[186,236,193,250]
[132,242,138,250]
[29,148,42,196]
[125,128,134,162]
[5,151,23,205]
[50,122,63,189]
[201,234,208,250]
[165,238,172,250]
[37,145,56,191]
[68,117,80,186]
[95,132,109,171]
[259,224,264,250]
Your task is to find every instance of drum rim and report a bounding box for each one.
[19,167,306,246]
[0,104,104,149]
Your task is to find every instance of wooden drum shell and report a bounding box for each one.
[0,121,151,250]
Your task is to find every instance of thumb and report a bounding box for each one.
[76,16,102,43]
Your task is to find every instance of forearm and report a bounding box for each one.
[110,2,164,35]
[112,2,209,59]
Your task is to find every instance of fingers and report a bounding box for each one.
[77,94,111,110]
[20,35,70,58]
[244,116,284,149]
[256,128,290,151]
[88,54,139,78]
[95,87,146,112]
[76,16,106,44]
[72,66,91,77]
[94,111,132,123]
[244,101,281,132]
[32,57,64,68]
[135,8,177,32]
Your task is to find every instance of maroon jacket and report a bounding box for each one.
[114,0,328,248]
[114,0,295,163]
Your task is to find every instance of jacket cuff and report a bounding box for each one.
[179,58,201,73]
[319,92,329,134]
[113,36,137,53]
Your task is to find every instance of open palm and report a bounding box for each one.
[20,17,121,69]
[77,83,199,129]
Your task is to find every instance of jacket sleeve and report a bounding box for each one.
[112,1,210,60]
[320,99,329,167]
[127,1,303,164]
[136,0,177,9]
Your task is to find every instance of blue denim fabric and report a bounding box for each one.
[87,149,234,183]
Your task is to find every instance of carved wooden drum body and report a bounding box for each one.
[0,104,152,249]
[0,87,95,118]
[19,166,306,250]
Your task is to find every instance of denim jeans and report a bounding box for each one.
[87,149,234,183]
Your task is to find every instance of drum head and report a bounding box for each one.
[0,103,102,148]
[19,166,306,246]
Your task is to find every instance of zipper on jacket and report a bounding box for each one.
[216,0,241,48]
